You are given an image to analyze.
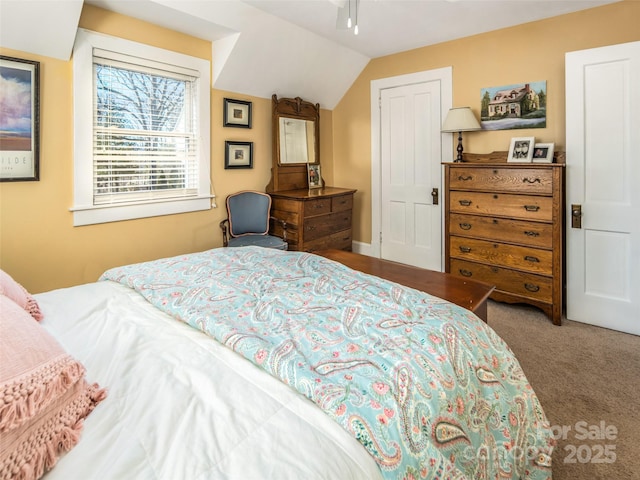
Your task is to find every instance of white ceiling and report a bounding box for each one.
[0,0,618,109]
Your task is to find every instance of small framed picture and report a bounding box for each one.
[532,143,555,163]
[224,141,253,169]
[1,55,40,182]
[223,98,252,128]
[307,163,322,189]
[507,137,535,163]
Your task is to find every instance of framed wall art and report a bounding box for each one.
[223,98,252,128]
[532,143,555,163]
[0,55,40,181]
[224,141,253,169]
[480,81,547,131]
[307,163,321,189]
[507,137,535,163]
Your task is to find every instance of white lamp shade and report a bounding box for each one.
[442,107,482,132]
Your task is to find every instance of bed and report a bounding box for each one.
[2,247,554,480]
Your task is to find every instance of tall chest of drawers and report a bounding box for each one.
[444,162,565,325]
[270,187,356,252]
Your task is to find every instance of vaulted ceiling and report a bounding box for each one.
[0,0,618,109]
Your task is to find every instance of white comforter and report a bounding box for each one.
[37,281,382,480]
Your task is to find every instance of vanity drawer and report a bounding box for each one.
[304,211,352,241]
[449,191,553,222]
[449,167,553,194]
[450,259,552,303]
[304,198,331,217]
[271,208,299,228]
[449,213,553,248]
[332,194,353,213]
[450,236,552,275]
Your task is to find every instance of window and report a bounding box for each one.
[72,30,211,225]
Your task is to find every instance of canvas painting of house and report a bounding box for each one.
[480,81,546,130]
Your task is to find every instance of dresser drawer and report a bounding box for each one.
[332,194,353,213]
[450,236,552,275]
[450,259,552,303]
[449,167,553,194]
[269,217,296,239]
[449,191,553,222]
[449,213,553,248]
[304,198,331,217]
[304,230,352,252]
[304,211,352,241]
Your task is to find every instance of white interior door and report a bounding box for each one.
[565,41,640,335]
[379,80,442,270]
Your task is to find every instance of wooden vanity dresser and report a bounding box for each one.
[444,152,565,325]
[267,95,356,252]
[270,187,356,252]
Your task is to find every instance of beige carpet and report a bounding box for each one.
[486,300,640,480]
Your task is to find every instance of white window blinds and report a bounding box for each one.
[92,49,200,205]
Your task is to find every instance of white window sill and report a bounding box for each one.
[71,196,213,226]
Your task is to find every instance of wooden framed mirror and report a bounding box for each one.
[266,95,320,192]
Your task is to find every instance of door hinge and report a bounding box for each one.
[379,231,383,244]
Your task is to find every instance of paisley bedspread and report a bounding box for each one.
[100,247,554,480]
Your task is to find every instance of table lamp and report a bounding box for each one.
[442,107,482,162]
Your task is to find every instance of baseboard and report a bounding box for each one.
[351,241,374,257]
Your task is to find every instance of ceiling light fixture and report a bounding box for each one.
[353,0,358,35]
[335,0,360,36]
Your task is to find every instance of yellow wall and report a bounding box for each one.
[332,0,640,244]
[0,5,333,292]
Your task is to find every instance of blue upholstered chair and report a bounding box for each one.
[219,191,288,250]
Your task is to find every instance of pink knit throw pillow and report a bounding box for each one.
[0,269,43,321]
[0,295,106,480]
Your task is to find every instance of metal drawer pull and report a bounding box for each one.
[307,225,316,231]
[458,175,473,181]
[524,283,540,292]
[524,255,539,263]
[314,203,325,209]
[524,205,540,212]
[459,199,472,206]
[523,177,541,184]
[459,222,472,230]
[459,246,472,253]
[524,230,540,237]
[459,269,472,277]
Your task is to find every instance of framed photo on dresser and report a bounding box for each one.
[507,137,535,163]
[532,143,555,163]
[307,164,321,189]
